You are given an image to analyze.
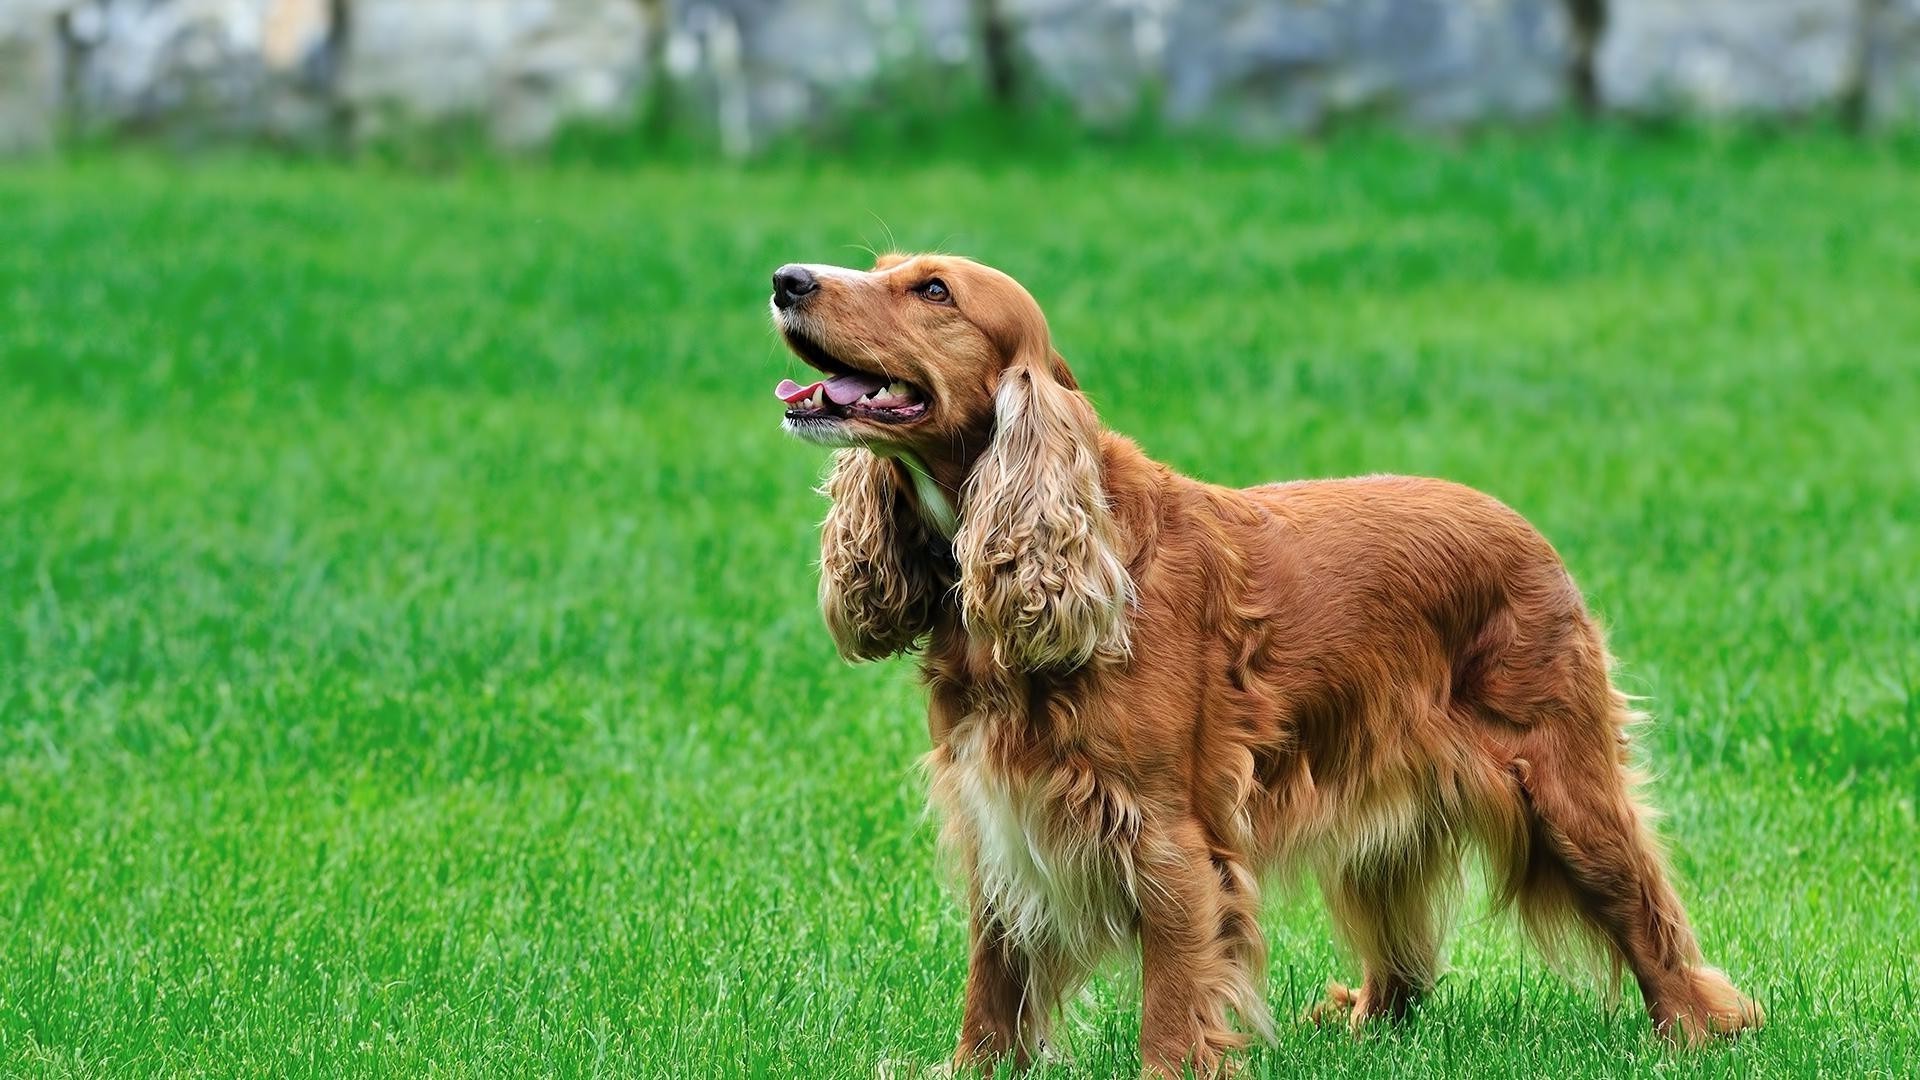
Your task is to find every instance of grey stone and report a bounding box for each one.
[340,0,651,147]
[338,0,525,136]
[0,1,68,154]
[495,0,654,147]
[4,0,1917,154]
[1159,0,1570,135]
[1868,0,1920,124]
[1597,0,1860,114]
[668,0,973,154]
[57,0,336,137]
[1004,0,1165,122]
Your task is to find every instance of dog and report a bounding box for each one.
[769,254,1761,1076]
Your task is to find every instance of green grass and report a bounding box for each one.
[2,128,1917,1077]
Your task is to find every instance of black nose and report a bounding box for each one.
[772,264,817,310]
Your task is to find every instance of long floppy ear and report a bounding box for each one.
[817,449,942,661]
[954,364,1132,671]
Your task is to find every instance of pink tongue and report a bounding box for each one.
[775,372,889,405]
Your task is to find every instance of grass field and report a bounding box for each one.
[2,129,1917,1077]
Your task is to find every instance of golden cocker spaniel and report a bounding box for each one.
[769,254,1760,1076]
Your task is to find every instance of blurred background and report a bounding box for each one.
[2,0,1918,156]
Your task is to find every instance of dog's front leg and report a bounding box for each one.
[952,892,1048,1074]
[1136,822,1259,1078]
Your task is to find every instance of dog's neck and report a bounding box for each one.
[875,447,958,537]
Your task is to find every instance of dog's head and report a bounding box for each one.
[769,253,1075,459]
[772,253,1130,671]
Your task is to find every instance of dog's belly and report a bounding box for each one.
[933,725,1137,966]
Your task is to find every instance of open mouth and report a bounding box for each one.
[774,329,928,424]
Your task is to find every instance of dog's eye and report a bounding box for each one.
[918,279,952,305]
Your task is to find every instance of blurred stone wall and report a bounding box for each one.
[1,0,1914,153]
[1,1,69,152]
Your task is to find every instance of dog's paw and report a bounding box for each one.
[876,1057,953,1079]
[1659,967,1765,1046]
[1300,980,1361,1030]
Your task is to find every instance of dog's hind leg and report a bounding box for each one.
[1308,818,1455,1031]
[1502,665,1762,1043]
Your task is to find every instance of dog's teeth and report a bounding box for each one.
[811,386,825,408]
[886,381,909,397]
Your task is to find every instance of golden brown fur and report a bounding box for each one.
[772,254,1761,1077]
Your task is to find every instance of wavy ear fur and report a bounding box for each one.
[955,365,1132,671]
[818,449,943,661]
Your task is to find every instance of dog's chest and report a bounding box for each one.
[932,719,1137,962]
